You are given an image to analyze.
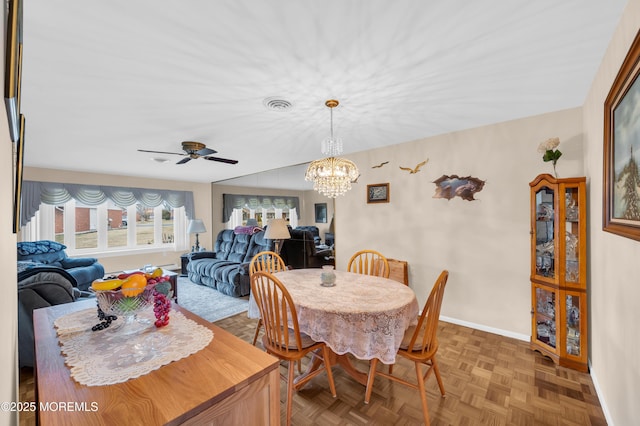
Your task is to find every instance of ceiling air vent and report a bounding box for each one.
[263,97,293,112]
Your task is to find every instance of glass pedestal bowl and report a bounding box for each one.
[94,284,156,335]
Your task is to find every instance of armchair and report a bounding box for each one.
[280,229,334,269]
[295,226,322,245]
[17,240,104,292]
[18,267,77,367]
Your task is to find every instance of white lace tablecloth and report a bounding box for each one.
[254,269,419,364]
[54,307,213,386]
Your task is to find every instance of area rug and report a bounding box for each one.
[176,276,248,323]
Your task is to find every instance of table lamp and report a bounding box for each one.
[264,218,290,255]
[187,219,207,252]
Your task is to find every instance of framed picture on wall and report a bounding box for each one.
[13,114,25,233]
[4,0,23,142]
[314,203,327,223]
[603,29,640,242]
[367,183,389,204]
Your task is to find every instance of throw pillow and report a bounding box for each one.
[17,240,67,256]
[234,226,262,235]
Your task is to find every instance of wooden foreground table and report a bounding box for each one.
[34,299,280,425]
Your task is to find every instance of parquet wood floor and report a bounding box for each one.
[19,314,607,425]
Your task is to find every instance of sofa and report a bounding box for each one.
[187,228,273,297]
[17,240,105,292]
[18,267,78,367]
[280,228,334,269]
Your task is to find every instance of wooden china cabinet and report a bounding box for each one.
[529,174,588,372]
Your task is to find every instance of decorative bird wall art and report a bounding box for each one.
[371,161,389,169]
[399,159,428,174]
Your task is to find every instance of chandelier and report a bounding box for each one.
[305,100,359,198]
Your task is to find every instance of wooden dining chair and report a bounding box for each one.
[347,249,390,278]
[364,270,449,426]
[251,271,337,426]
[249,251,286,346]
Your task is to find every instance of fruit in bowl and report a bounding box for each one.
[91,268,173,332]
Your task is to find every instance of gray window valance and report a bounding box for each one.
[21,181,195,227]
[222,193,299,223]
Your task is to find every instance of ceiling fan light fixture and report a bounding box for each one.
[305,99,359,198]
[137,141,237,165]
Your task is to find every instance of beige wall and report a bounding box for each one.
[1,9,19,423]
[22,167,212,272]
[334,107,583,340]
[583,1,640,425]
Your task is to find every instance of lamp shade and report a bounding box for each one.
[187,219,207,234]
[264,219,290,240]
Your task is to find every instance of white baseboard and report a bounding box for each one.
[439,315,530,342]
[589,364,614,426]
[157,263,180,271]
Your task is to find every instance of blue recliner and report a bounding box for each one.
[18,267,77,367]
[17,240,105,292]
[187,229,273,297]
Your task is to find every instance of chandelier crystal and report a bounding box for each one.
[305,100,359,198]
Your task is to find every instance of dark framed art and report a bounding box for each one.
[314,203,327,223]
[603,29,640,242]
[367,183,389,204]
[13,114,25,233]
[4,0,23,142]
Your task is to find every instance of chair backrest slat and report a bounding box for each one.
[250,250,286,275]
[347,249,390,278]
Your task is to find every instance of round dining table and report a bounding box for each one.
[271,268,419,386]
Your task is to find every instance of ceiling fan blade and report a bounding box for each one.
[176,157,192,165]
[138,149,185,156]
[196,147,216,156]
[204,156,238,165]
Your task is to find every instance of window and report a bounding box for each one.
[28,201,187,255]
[229,207,298,229]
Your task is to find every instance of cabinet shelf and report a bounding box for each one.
[530,174,588,372]
[535,312,554,322]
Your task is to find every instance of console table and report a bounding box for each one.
[34,299,280,425]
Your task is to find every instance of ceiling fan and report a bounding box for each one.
[138,141,238,165]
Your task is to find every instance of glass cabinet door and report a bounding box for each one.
[564,292,583,358]
[533,284,557,350]
[564,187,581,285]
[534,186,555,280]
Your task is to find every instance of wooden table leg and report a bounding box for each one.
[293,349,369,389]
[334,353,368,386]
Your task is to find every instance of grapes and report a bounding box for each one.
[92,303,117,331]
[153,277,171,328]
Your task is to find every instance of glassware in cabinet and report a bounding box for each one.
[533,283,558,351]
[533,185,556,281]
